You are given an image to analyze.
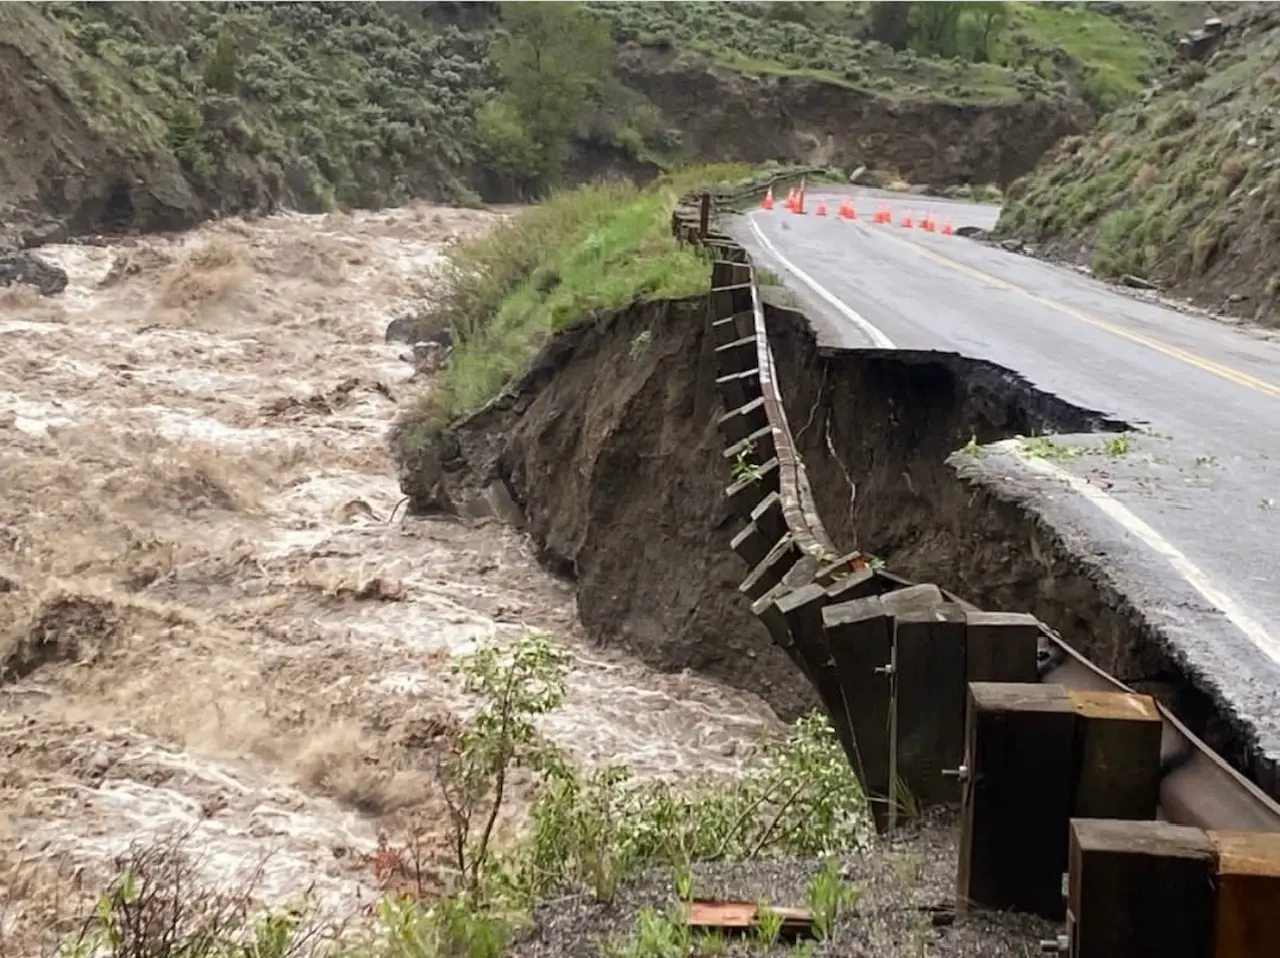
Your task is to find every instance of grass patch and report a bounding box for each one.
[592,0,1191,106]
[398,164,753,446]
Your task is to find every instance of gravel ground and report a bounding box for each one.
[513,809,1058,957]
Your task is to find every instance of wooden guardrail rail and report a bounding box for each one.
[669,172,1280,956]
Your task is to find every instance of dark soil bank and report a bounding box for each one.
[399,297,817,721]
[398,295,1254,774]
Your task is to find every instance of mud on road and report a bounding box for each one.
[0,205,781,950]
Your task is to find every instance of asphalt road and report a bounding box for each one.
[729,187,1280,768]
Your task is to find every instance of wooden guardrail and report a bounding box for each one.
[670,173,1280,956]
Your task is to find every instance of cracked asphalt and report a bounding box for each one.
[729,187,1280,780]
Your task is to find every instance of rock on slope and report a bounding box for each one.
[995,3,1280,325]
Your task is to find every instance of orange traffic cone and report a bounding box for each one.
[838,197,856,220]
[921,212,935,233]
[875,205,890,224]
[815,200,828,217]
[900,210,914,228]
[941,219,953,236]
[784,188,796,212]
[762,186,774,211]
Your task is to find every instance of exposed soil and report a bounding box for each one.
[615,43,1094,189]
[403,297,818,726]
[0,207,784,954]
[764,306,1257,776]
[403,278,1262,799]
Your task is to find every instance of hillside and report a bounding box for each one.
[1,1,1224,247]
[995,3,1280,325]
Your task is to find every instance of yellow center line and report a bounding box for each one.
[871,227,1280,399]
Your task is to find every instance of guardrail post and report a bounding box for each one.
[891,591,968,810]
[1066,819,1216,958]
[1208,829,1280,958]
[1063,823,1280,958]
[964,610,1042,684]
[822,591,896,827]
[957,683,1164,920]
[699,191,711,238]
[958,683,1078,919]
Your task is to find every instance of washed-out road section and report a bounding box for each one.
[731,187,1280,775]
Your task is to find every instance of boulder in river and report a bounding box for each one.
[0,251,68,296]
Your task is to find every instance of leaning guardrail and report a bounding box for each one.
[670,173,1280,956]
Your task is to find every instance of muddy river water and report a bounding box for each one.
[0,205,781,944]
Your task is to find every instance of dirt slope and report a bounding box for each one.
[995,3,1280,324]
[615,43,1091,188]
[397,296,819,724]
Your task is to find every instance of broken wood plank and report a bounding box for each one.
[686,899,814,941]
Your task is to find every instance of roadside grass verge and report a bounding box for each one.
[394,163,754,452]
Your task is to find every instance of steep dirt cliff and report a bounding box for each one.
[616,44,1094,188]
[401,289,1255,769]
[398,297,818,722]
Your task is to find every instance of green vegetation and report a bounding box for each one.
[59,632,867,957]
[593,1,1208,107]
[395,164,753,447]
[996,9,1280,322]
[8,0,1213,226]
[484,2,613,191]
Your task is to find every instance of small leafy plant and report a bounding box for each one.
[806,857,861,941]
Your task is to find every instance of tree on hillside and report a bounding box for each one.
[489,2,612,189]
[910,2,963,59]
[868,2,912,51]
[868,1,1010,63]
[968,1,1011,63]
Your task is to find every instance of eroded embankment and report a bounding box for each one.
[763,308,1255,766]
[405,296,817,724]
[412,289,1258,774]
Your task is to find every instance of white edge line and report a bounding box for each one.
[747,214,897,350]
[990,438,1280,666]
[747,211,1278,668]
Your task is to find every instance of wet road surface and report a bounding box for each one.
[730,187,1280,768]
